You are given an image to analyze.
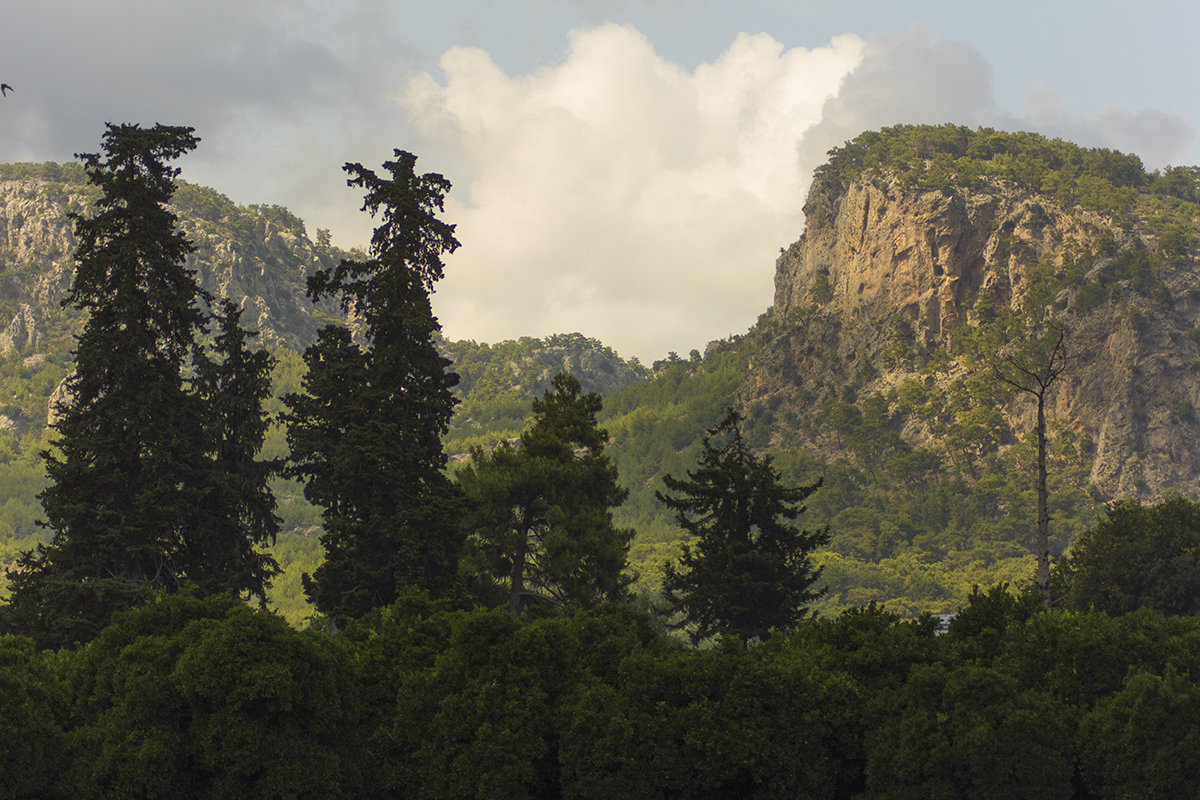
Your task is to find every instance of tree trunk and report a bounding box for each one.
[1035,392,1051,607]
[507,532,528,612]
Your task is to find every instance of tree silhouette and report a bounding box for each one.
[659,407,828,643]
[993,323,1067,607]
[285,150,462,624]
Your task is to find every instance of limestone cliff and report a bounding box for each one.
[744,162,1200,500]
[0,174,349,356]
[0,167,646,436]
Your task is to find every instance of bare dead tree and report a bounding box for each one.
[993,323,1067,607]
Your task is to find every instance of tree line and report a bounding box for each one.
[7,586,1200,798]
[7,122,1200,798]
[0,123,826,649]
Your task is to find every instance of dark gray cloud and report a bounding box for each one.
[0,0,422,245]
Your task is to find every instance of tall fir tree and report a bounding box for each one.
[4,124,206,647]
[658,407,828,644]
[186,299,281,602]
[284,150,462,623]
[457,373,633,610]
[2,124,280,648]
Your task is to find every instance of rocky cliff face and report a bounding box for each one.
[0,176,348,357]
[745,170,1200,500]
[0,170,647,436]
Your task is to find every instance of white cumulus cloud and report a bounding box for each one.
[403,23,865,361]
[400,23,1195,362]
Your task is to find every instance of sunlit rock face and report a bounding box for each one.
[747,168,1200,500]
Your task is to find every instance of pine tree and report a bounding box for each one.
[186,299,281,601]
[4,124,208,647]
[457,373,633,610]
[2,125,282,648]
[284,150,462,623]
[659,407,828,644]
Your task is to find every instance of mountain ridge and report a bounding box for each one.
[742,124,1200,501]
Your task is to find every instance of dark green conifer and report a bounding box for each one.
[284,150,462,623]
[2,125,282,648]
[659,407,828,643]
[4,124,207,647]
[186,299,281,601]
[457,373,633,610]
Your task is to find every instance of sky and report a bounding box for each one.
[2,1,1197,362]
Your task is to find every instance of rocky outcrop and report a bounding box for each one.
[0,177,349,358]
[747,170,1200,500]
[773,174,1104,342]
[0,303,40,355]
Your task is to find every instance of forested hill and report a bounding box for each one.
[0,162,647,619]
[3,125,1200,622]
[758,124,1200,500]
[599,125,1200,614]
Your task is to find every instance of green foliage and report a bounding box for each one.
[1054,496,1200,615]
[0,634,67,798]
[0,160,89,185]
[4,124,211,648]
[187,300,281,601]
[659,408,829,643]
[818,124,1148,220]
[2,126,286,649]
[284,150,463,622]
[61,593,362,799]
[442,331,647,456]
[457,374,634,610]
[1078,668,1200,797]
[343,597,665,799]
[12,585,1200,796]
[865,662,1074,798]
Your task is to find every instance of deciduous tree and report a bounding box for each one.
[1054,496,1200,615]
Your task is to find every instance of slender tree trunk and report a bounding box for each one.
[1035,393,1051,607]
[507,530,528,612]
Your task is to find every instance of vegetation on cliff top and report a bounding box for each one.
[2,124,1200,624]
[815,123,1200,218]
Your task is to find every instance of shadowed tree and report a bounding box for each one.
[284,150,463,624]
[659,407,828,644]
[1,125,282,649]
[1054,496,1200,616]
[457,373,633,610]
[2,124,208,648]
[186,299,281,602]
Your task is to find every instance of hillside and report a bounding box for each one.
[596,125,1200,613]
[3,127,1200,620]
[758,125,1200,498]
[0,165,648,620]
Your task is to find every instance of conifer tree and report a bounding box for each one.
[457,373,633,610]
[2,124,281,648]
[284,150,462,623]
[659,407,828,644]
[186,299,281,601]
[4,124,206,647]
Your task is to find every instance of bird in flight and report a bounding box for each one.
[0,84,12,97]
